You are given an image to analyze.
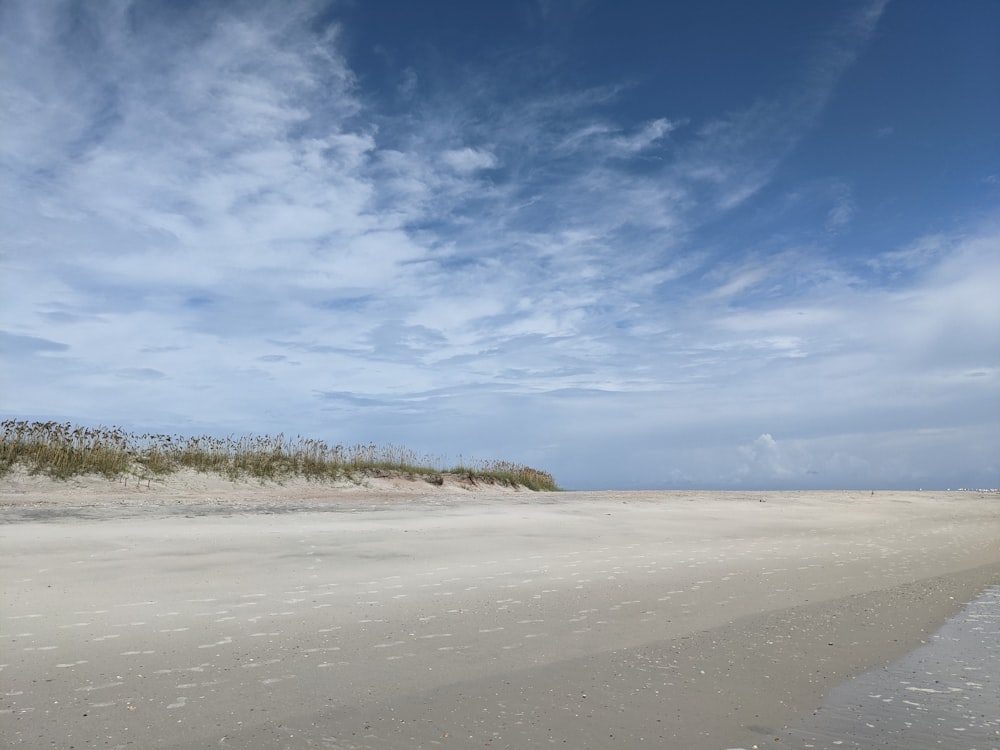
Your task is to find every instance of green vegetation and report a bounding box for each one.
[0,420,559,491]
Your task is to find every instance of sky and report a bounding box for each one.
[2,0,998,490]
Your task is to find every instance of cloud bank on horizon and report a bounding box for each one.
[2,0,998,490]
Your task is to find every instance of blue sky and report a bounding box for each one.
[2,0,998,490]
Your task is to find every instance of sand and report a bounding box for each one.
[2,474,999,749]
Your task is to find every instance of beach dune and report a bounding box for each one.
[2,482,998,748]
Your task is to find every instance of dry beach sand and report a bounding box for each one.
[2,474,999,749]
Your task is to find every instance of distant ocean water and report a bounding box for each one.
[782,584,1000,749]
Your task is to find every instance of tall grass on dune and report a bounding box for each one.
[0,420,559,491]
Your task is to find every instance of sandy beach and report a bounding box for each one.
[2,476,998,749]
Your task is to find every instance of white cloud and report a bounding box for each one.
[739,433,795,479]
[707,266,771,300]
[557,117,676,157]
[867,232,952,275]
[825,186,856,233]
[612,117,675,152]
[440,147,499,173]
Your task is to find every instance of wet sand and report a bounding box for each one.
[1,483,999,748]
[781,584,1000,749]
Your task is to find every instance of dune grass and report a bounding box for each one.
[0,420,559,491]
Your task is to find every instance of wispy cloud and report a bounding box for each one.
[676,0,890,214]
[825,184,856,233]
[867,232,953,276]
